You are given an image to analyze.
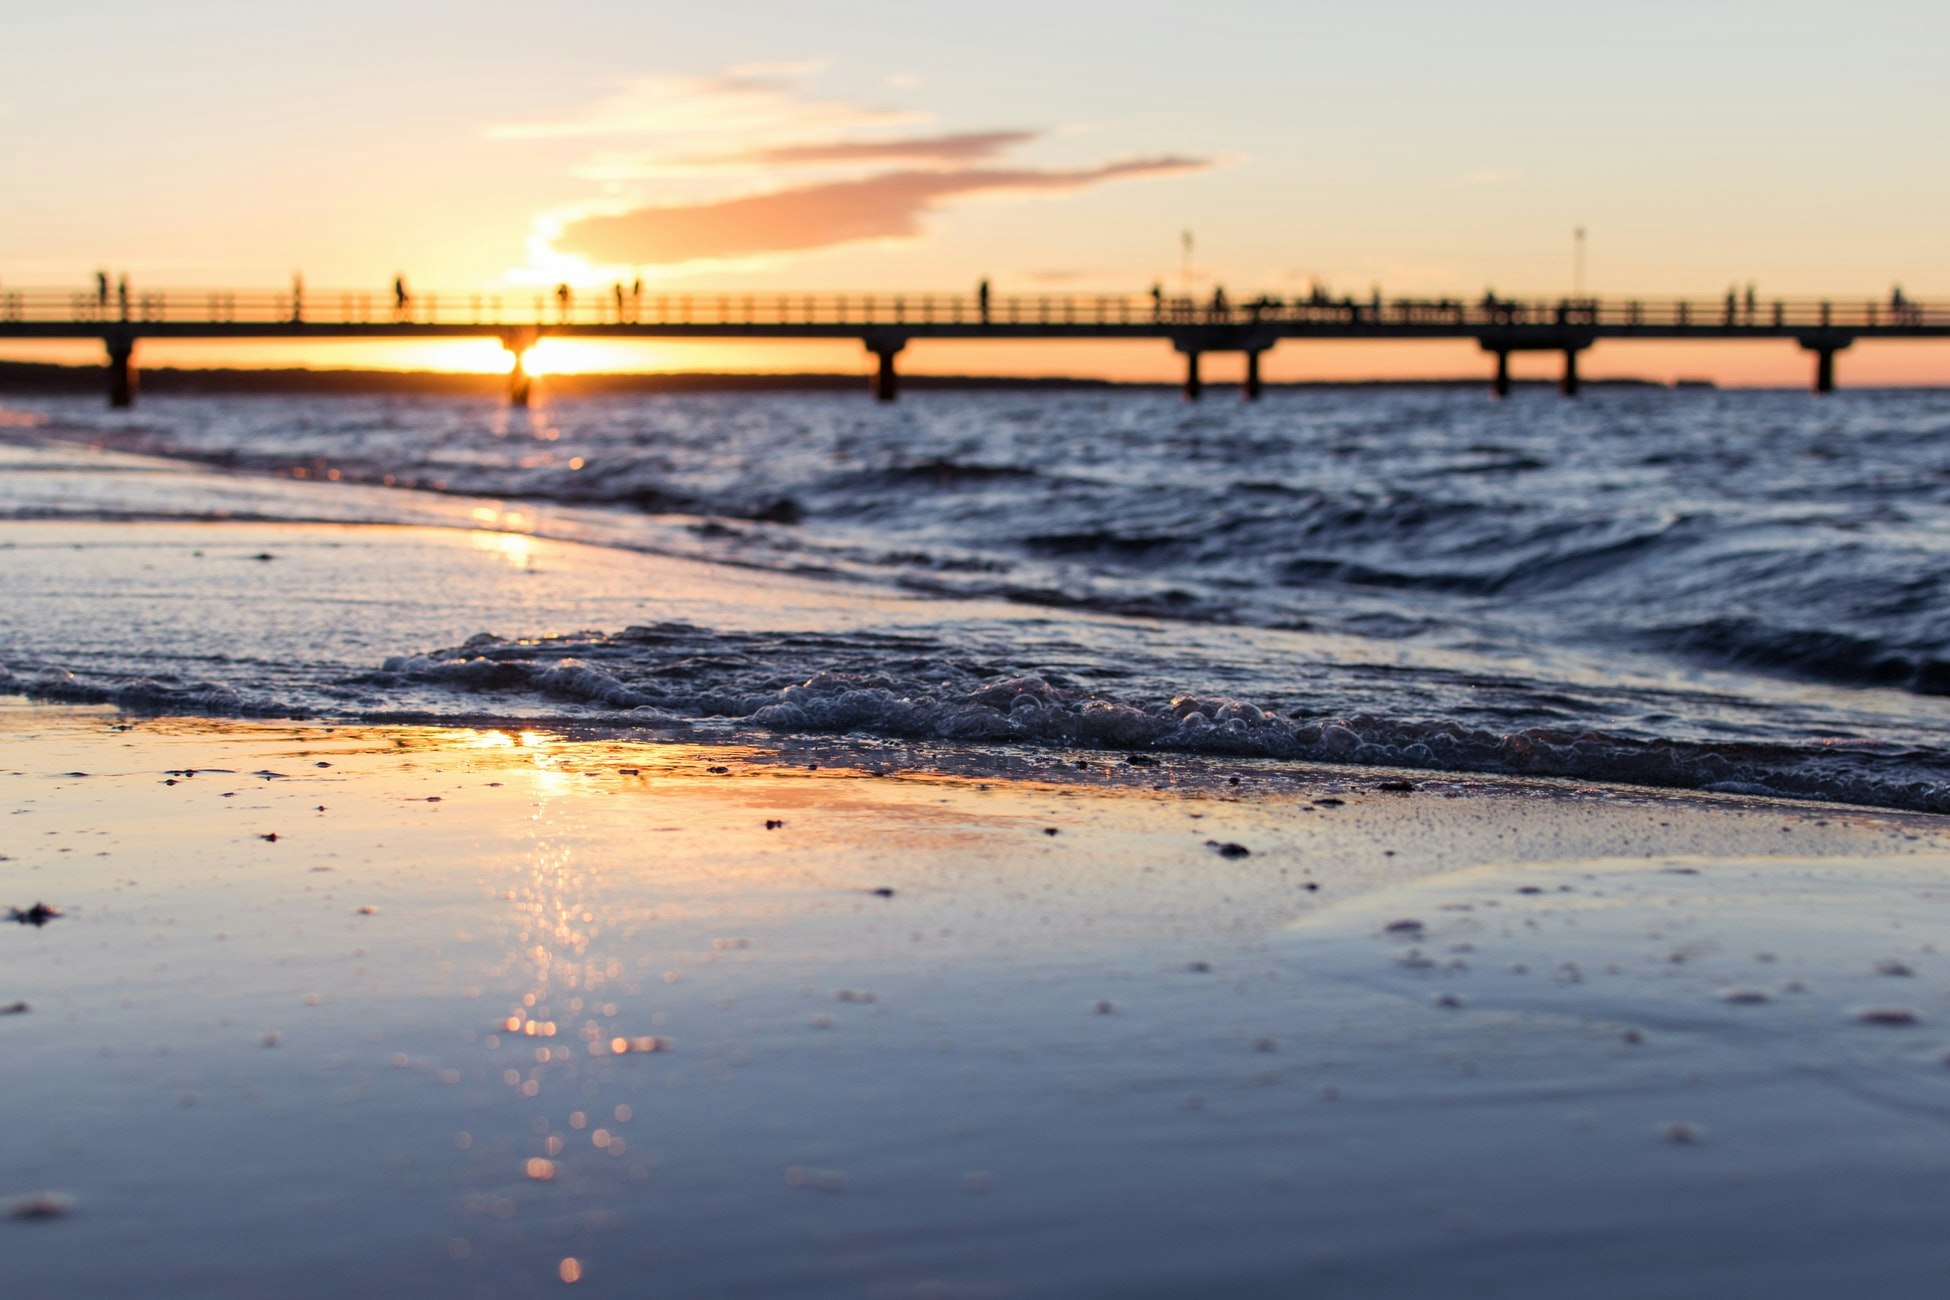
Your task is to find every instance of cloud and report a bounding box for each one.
[688,130,1037,168]
[488,66,914,144]
[553,158,1208,267]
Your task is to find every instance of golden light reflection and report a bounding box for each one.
[466,528,537,570]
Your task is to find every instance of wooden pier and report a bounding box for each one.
[2,286,1943,406]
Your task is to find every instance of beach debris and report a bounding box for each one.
[314,761,331,768]
[1874,958,1915,977]
[259,833,279,842]
[1043,827,1059,836]
[4,1191,75,1220]
[1315,797,1345,807]
[1855,1007,1921,1027]
[1660,1121,1706,1145]
[356,905,379,915]
[869,887,896,898]
[705,765,730,775]
[1375,780,1417,792]
[764,819,784,830]
[618,768,640,776]
[1186,960,1212,973]
[1,1002,28,1015]
[785,1165,845,1192]
[1719,987,1772,1005]
[1093,1000,1116,1015]
[1432,992,1466,1009]
[1382,919,1426,936]
[1621,1029,1644,1044]
[1302,882,1320,892]
[1206,841,1251,858]
[6,903,61,927]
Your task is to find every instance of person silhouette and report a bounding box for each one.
[291,272,304,323]
[556,283,572,321]
[116,273,129,320]
[1150,282,1164,320]
[393,275,409,318]
[977,278,990,325]
[95,270,109,310]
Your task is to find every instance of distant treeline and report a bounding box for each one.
[0,359,1683,396]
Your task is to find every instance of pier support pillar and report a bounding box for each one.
[872,347,901,402]
[1797,333,1852,395]
[1491,349,1511,398]
[501,330,538,407]
[1184,351,1203,401]
[105,334,137,409]
[1560,348,1581,398]
[1243,350,1263,401]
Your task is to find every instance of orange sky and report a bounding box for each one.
[5,3,1947,385]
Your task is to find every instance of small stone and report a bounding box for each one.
[1856,1007,1921,1026]
[4,1191,75,1220]
[1874,959,1915,977]
[1719,988,1771,1005]
[1213,842,1251,858]
[1660,1121,1706,1145]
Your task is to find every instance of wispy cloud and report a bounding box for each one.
[488,64,914,144]
[686,130,1038,169]
[555,158,1208,267]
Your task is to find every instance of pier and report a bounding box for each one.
[2,287,1944,407]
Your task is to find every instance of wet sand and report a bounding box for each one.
[7,703,1950,1296]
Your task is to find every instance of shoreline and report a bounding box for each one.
[7,702,1950,1295]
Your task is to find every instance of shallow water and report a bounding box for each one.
[2,386,1949,808]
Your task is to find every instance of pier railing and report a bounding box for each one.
[0,288,1942,331]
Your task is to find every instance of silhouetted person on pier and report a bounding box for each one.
[1211,285,1228,318]
[116,274,129,320]
[556,283,572,321]
[1724,287,1738,325]
[978,278,991,324]
[1744,282,1757,321]
[613,282,625,319]
[291,273,304,323]
[95,270,109,310]
[393,275,410,319]
[1150,283,1164,320]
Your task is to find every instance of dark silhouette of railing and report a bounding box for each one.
[1,286,1941,404]
[2,288,1942,331]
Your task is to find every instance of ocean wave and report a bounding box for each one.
[341,626,1950,813]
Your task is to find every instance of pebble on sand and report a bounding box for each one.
[1661,1121,1706,1145]
[1855,1007,1921,1026]
[6,903,62,927]
[4,1191,76,1220]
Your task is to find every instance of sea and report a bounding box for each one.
[3,383,1949,811]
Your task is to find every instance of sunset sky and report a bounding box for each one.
[5,0,1947,383]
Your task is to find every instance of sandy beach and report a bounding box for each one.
[8,700,1950,1296]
